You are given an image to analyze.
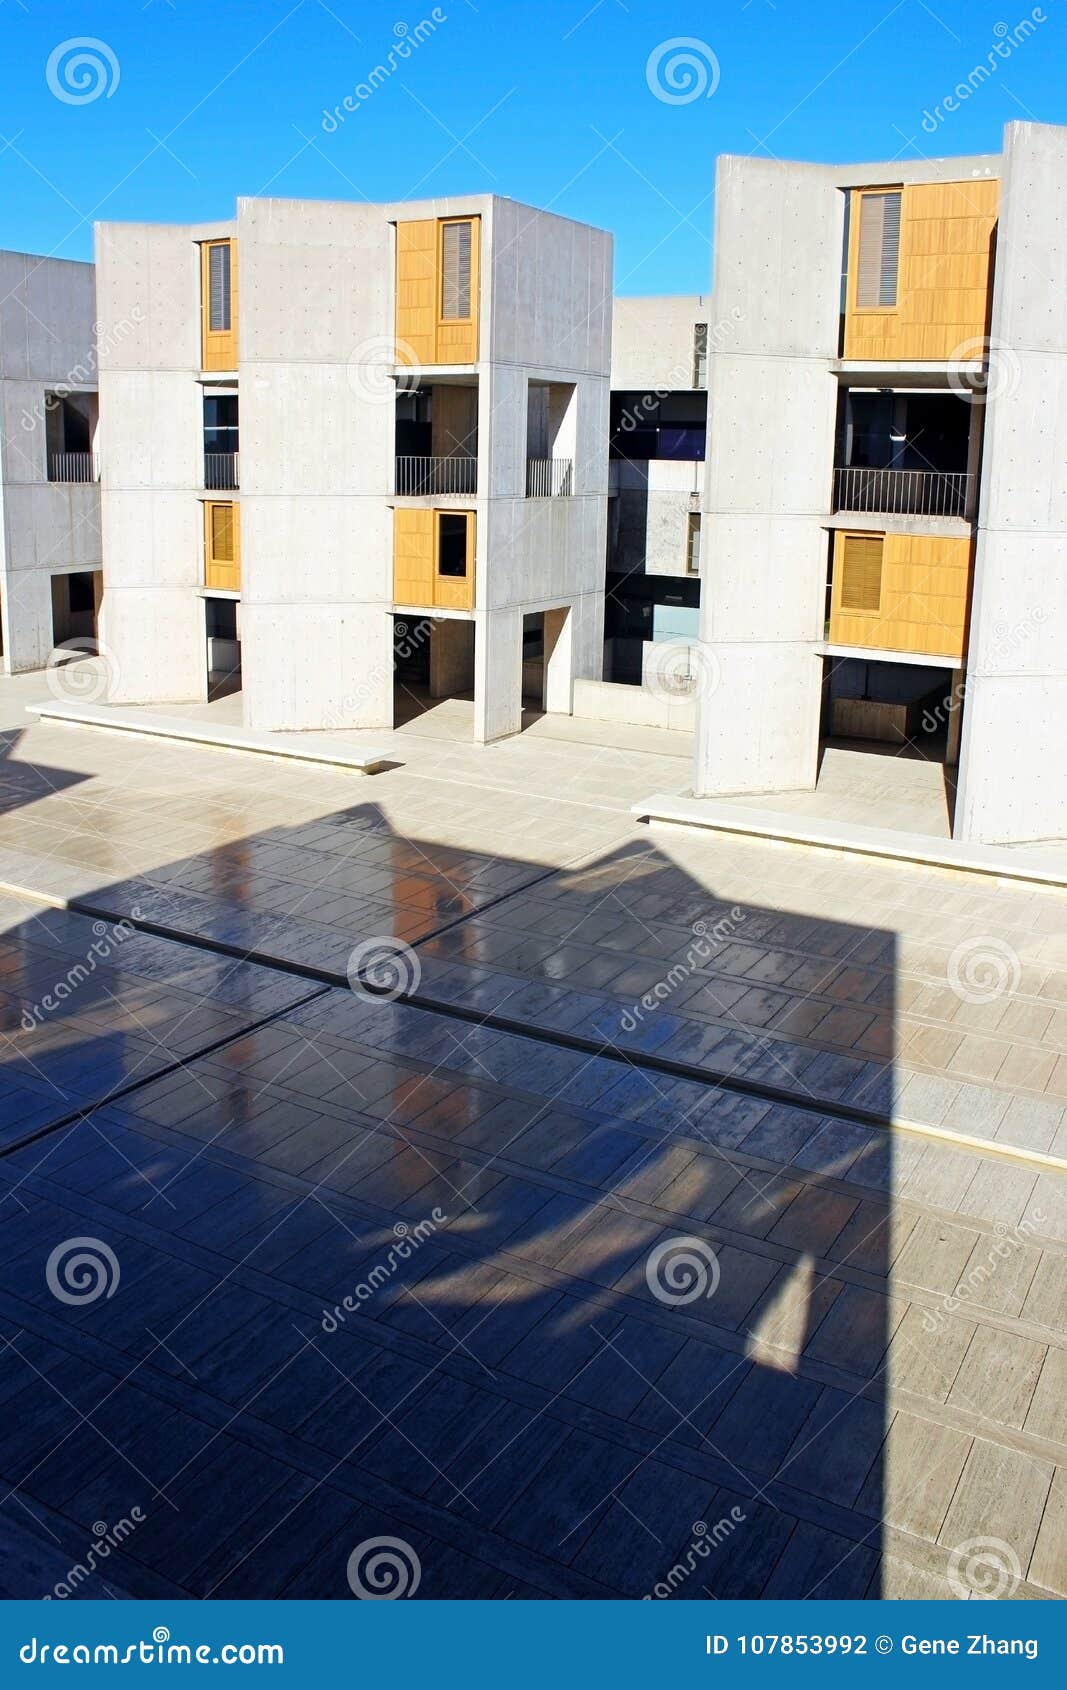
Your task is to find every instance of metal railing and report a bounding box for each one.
[526,457,574,498]
[394,455,476,495]
[48,452,99,483]
[833,465,973,519]
[205,452,240,490]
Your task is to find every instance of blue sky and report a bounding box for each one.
[0,0,1062,292]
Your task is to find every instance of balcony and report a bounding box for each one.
[48,452,99,484]
[394,455,476,496]
[833,466,973,520]
[205,452,240,491]
[526,458,573,498]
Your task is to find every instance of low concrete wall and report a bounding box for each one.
[572,677,695,731]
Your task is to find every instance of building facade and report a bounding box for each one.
[95,195,611,741]
[605,294,708,684]
[694,120,1067,846]
[0,251,101,675]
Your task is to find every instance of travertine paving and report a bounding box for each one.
[0,679,1065,1597]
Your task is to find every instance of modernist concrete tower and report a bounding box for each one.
[95,195,611,741]
[694,120,1067,845]
[0,251,101,674]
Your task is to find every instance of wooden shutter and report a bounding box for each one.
[840,534,883,611]
[208,243,231,330]
[440,220,472,319]
[856,192,901,307]
[205,501,240,591]
[201,240,237,369]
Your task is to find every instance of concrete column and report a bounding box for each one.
[695,157,841,798]
[0,569,54,672]
[474,607,522,743]
[543,605,573,713]
[429,617,475,698]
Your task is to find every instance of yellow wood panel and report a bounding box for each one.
[395,219,437,368]
[201,240,237,371]
[204,500,240,592]
[395,216,480,367]
[829,530,972,659]
[393,506,435,605]
[432,510,475,611]
[843,179,998,361]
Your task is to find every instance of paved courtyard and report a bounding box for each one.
[0,677,1065,1599]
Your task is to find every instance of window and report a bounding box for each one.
[686,513,702,576]
[840,534,883,611]
[440,220,473,320]
[204,501,240,591]
[437,513,469,577]
[204,394,239,489]
[856,191,901,308]
[208,242,232,331]
[693,322,708,388]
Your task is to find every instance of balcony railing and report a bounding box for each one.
[205,452,240,491]
[394,455,476,496]
[48,452,98,484]
[526,457,573,498]
[833,466,973,519]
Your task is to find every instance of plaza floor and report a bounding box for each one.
[0,673,1064,1599]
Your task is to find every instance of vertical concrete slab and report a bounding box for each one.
[474,607,523,742]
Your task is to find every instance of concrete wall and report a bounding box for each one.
[611,294,710,391]
[956,121,1067,843]
[695,158,841,797]
[0,250,100,673]
[609,457,701,579]
[95,219,232,703]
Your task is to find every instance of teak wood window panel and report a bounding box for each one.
[839,533,884,613]
[392,508,475,610]
[200,240,237,370]
[395,216,480,367]
[204,500,240,592]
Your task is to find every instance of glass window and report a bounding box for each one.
[437,513,468,577]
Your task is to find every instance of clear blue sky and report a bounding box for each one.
[0,0,1062,292]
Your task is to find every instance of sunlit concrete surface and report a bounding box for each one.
[1,665,1065,1598]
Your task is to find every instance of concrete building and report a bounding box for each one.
[694,120,1067,845]
[95,195,611,742]
[0,251,101,674]
[605,294,708,684]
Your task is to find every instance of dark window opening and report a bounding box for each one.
[437,515,468,577]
